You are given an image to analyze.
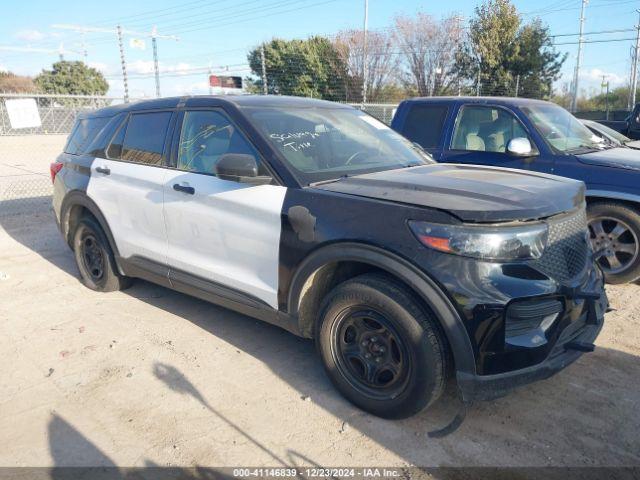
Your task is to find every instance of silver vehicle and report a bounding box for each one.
[581,119,640,150]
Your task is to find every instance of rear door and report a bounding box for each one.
[396,102,450,159]
[441,104,554,173]
[86,110,174,266]
[162,108,286,309]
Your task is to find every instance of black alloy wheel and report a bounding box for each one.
[331,307,411,400]
[80,232,106,282]
[73,217,132,292]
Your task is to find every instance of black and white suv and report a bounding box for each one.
[52,95,607,418]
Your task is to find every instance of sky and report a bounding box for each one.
[0,0,636,98]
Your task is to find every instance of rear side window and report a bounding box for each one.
[401,104,448,149]
[65,117,110,155]
[110,111,172,165]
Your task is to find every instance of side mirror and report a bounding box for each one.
[215,153,258,180]
[506,137,535,157]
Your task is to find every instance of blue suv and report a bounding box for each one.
[392,96,640,284]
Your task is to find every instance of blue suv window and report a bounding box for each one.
[402,104,448,149]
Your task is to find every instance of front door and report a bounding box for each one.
[441,104,554,173]
[162,109,286,309]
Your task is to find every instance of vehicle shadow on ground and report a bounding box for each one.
[4,209,640,467]
[0,201,77,277]
[134,282,640,466]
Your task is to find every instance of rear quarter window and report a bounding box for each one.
[64,117,110,155]
[401,104,449,149]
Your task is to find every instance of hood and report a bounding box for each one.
[625,140,640,150]
[578,147,640,171]
[312,164,585,223]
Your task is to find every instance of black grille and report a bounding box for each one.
[531,208,590,283]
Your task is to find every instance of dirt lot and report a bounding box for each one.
[0,205,638,470]
[0,135,639,469]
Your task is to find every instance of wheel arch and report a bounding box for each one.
[586,191,640,210]
[287,242,477,375]
[60,191,124,275]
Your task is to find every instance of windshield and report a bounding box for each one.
[246,106,433,184]
[587,121,631,144]
[521,103,604,153]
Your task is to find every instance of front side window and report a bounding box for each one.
[176,110,268,177]
[452,106,530,153]
[246,107,432,184]
[521,103,602,153]
[116,111,172,165]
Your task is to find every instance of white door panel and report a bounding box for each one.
[87,158,168,262]
[163,170,286,309]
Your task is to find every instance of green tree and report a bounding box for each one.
[247,37,350,101]
[455,0,565,98]
[34,61,108,95]
[510,19,566,98]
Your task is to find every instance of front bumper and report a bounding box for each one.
[456,286,607,402]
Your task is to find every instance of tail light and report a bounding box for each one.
[50,161,63,184]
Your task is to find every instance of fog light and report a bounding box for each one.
[505,298,563,347]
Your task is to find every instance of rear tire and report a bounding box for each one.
[73,216,132,292]
[316,273,448,419]
[588,202,640,284]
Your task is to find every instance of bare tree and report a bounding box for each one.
[334,29,399,102]
[393,13,464,96]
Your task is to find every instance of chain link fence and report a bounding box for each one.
[0,94,130,217]
[0,93,124,135]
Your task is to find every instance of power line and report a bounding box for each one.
[551,28,635,37]
[123,0,276,31]
[161,0,342,36]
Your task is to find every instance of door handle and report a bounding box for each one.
[95,166,110,175]
[173,183,195,195]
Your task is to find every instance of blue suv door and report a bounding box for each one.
[440,104,556,174]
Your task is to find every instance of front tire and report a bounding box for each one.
[73,216,132,292]
[316,273,448,419]
[588,202,640,284]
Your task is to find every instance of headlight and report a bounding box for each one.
[408,220,548,261]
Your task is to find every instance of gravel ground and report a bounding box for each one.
[0,206,639,469]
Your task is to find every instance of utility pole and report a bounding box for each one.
[260,43,268,95]
[80,30,88,63]
[208,60,213,95]
[116,25,129,102]
[53,23,178,101]
[361,0,369,104]
[151,26,161,98]
[515,74,520,97]
[606,80,611,120]
[629,10,640,110]
[570,0,588,113]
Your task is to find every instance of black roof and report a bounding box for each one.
[80,94,351,119]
